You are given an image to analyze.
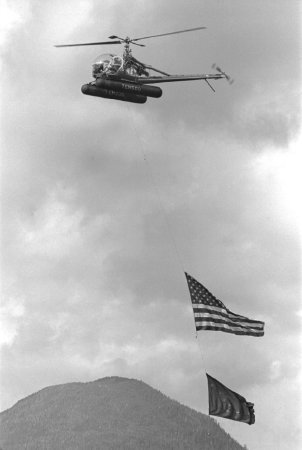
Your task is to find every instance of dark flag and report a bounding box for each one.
[185,272,264,336]
[207,373,255,425]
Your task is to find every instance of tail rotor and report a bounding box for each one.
[212,63,234,84]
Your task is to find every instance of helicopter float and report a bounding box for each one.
[55,26,233,104]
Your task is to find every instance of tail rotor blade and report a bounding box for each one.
[212,63,234,84]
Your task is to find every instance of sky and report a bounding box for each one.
[0,1,301,449]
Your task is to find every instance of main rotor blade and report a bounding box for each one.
[54,41,121,47]
[132,26,206,42]
[131,42,146,47]
[108,35,124,40]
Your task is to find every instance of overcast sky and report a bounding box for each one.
[0,1,301,449]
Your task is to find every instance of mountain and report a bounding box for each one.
[0,376,247,450]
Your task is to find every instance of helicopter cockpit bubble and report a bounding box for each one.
[92,53,124,78]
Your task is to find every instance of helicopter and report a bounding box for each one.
[55,26,233,104]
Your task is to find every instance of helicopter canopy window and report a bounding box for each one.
[92,53,123,78]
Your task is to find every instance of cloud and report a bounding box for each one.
[0,296,25,346]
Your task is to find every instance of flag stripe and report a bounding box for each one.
[195,320,264,335]
[192,303,264,325]
[193,310,264,328]
[198,324,264,336]
[194,318,264,333]
[194,317,264,330]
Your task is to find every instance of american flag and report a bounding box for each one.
[185,273,265,336]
